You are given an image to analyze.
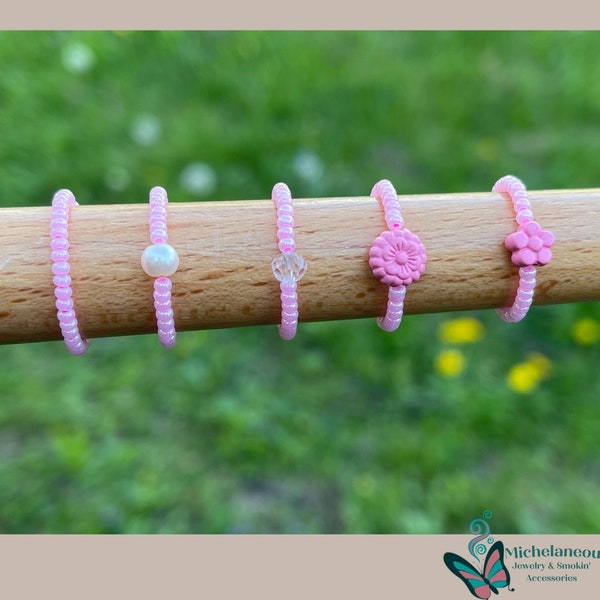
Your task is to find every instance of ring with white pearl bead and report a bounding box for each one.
[142,186,179,348]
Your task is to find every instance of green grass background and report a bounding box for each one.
[1,31,599,533]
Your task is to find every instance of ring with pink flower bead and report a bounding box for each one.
[493,175,555,323]
[368,179,427,332]
[141,186,179,348]
[50,189,90,355]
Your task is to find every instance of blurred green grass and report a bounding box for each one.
[1,31,599,533]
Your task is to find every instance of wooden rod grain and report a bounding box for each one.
[1,188,599,345]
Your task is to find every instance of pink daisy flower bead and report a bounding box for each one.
[369,229,427,287]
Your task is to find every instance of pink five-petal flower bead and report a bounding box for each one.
[504,220,555,267]
[369,229,427,287]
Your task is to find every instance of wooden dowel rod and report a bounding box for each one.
[1,188,599,346]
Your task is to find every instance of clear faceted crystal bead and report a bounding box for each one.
[271,252,307,283]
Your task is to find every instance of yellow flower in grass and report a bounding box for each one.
[435,349,466,378]
[572,318,600,346]
[526,352,552,379]
[438,317,484,345]
[507,353,552,394]
[476,137,500,163]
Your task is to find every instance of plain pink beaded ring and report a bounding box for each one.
[493,175,554,323]
[368,179,427,332]
[140,186,179,348]
[51,189,89,355]
[270,182,307,340]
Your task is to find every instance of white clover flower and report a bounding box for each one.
[179,162,217,196]
[104,167,131,192]
[130,114,162,147]
[62,41,95,74]
[292,150,323,183]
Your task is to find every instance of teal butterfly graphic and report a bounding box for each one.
[443,541,515,598]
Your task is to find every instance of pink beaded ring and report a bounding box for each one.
[51,189,89,355]
[141,186,179,348]
[493,175,554,323]
[368,179,427,332]
[270,182,307,340]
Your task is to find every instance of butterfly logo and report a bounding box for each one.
[443,541,515,598]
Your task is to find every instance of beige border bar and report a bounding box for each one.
[0,535,599,598]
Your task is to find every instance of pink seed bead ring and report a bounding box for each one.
[141,186,179,348]
[368,179,427,332]
[51,189,89,355]
[270,182,307,340]
[493,175,555,323]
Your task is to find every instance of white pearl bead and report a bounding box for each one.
[141,243,179,277]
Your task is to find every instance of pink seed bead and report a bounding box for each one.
[150,226,166,243]
[154,276,172,293]
[277,214,294,227]
[52,208,69,220]
[51,249,70,262]
[516,210,534,226]
[54,286,72,300]
[51,216,69,229]
[56,297,74,312]
[276,226,295,240]
[57,309,76,323]
[51,238,70,251]
[278,238,295,253]
[63,328,80,340]
[153,291,171,303]
[158,333,176,348]
[372,179,405,231]
[69,342,88,356]
[377,285,407,332]
[52,226,68,238]
[53,274,72,288]
[50,189,89,355]
[52,261,70,276]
